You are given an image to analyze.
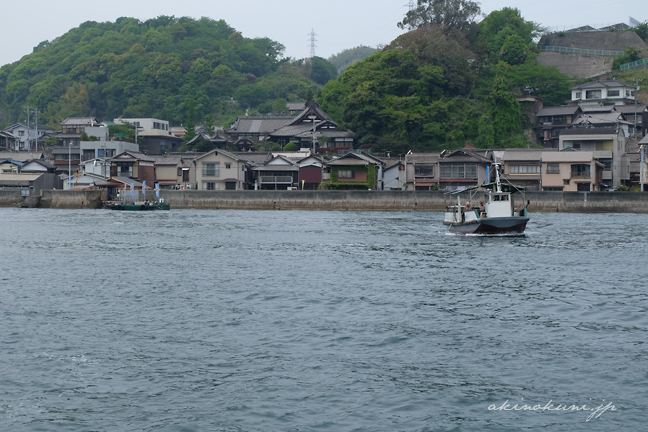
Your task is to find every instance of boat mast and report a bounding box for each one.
[494,162,502,193]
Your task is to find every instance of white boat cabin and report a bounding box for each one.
[485,191,512,218]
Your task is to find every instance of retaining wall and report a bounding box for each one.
[0,190,22,207]
[156,190,648,213]
[3,189,648,213]
[40,190,104,209]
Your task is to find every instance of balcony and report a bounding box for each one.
[260,176,293,184]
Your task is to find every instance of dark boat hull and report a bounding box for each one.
[444,216,529,235]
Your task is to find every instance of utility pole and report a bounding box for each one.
[634,78,642,136]
[25,106,30,152]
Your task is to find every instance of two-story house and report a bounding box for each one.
[438,148,492,190]
[404,153,440,190]
[2,123,55,151]
[325,151,385,190]
[570,80,638,106]
[541,151,604,192]
[193,148,249,190]
[558,127,630,187]
[55,118,101,146]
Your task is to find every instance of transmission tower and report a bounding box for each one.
[308,28,317,58]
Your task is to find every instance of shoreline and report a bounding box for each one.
[2,190,648,213]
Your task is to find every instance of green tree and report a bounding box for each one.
[398,0,481,31]
[283,142,298,151]
[309,56,338,85]
[487,62,522,146]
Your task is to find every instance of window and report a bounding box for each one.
[575,91,582,99]
[563,140,581,150]
[415,165,434,176]
[202,163,219,177]
[608,90,620,97]
[595,140,612,151]
[225,163,231,169]
[602,160,612,171]
[571,164,591,178]
[225,182,236,190]
[544,187,563,191]
[338,170,355,179]
[626,90,635,97]
[202,182,219,190]
[510,165,540,174]
[177,167,182,177]
[440,164,477,179]
[585,90,601,99]
[18,131,25,136]
[547,163,560,174]
[564,179,571,185]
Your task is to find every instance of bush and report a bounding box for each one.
[283,142,298,151]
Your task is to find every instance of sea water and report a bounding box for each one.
[1,208,647,431]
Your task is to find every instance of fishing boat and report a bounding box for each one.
[110,199,170,211]
[443,163,529,235]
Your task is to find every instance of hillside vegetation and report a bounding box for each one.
[319,6,575,152]
[0,16,336,128]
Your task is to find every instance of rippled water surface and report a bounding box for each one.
[1,209,647,431]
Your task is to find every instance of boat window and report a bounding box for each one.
[502,195,509,201]
[494,195,500,201]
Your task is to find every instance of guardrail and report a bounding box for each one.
[539,46,624,56]
[620,58,648,70]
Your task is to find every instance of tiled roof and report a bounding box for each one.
[226,116,293,134]
[573,113,622,125]
[536,106,581,117]
[570,80,633,90]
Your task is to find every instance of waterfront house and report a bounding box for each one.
[148,155,192,189]
[193,148,249,190]
[325,151,385,190]
[497,149,551,191]
[0,172,62,196]
[109,151,156,186]
[541,151,604,191]
[438,148,492,190]
[252,154,299,190]
[383,160,406,190]
[404,153,440,190]
[297,154,324,190]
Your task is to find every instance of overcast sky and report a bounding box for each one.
[1,0,645,67]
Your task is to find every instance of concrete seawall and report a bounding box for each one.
[1,190,647,213]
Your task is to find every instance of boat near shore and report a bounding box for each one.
[109,199,170,211]
[443,164,529,235]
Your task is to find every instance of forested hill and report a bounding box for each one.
[0,16,336,128]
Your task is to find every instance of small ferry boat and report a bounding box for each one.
[443,164,529,235]
[110,199,170,211]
